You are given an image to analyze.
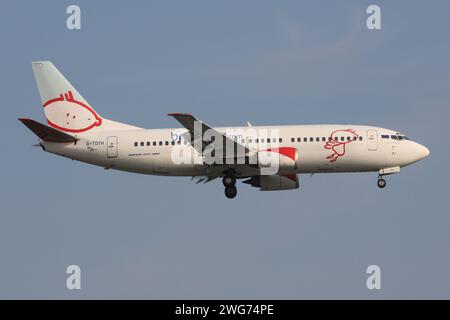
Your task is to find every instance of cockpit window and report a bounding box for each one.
[394,135,410,140]
[382,134,409,141]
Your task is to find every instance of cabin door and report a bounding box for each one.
[367,130,378,151]
[107,136,118,158]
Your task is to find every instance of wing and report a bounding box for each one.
[191,176,218,184]
[168,113,251,161]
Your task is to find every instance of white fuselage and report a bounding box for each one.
[41,124,430,178]
[24,61,430,198]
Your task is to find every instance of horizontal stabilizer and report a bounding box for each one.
[19,118,79,143]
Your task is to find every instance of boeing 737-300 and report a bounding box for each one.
[19,61,430,199]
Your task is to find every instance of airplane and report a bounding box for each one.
[19,61,430,199]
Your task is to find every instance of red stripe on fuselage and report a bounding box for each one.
[282,174,297,182]
[264,147,296,161]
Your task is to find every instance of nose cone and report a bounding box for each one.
[415,143,430,161]
[399,142,430,167]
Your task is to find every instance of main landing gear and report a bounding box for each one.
[223,173,237,199]
[377,176,387,189]
[225,186,238,199]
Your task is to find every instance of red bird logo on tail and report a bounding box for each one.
[43,91,102,133]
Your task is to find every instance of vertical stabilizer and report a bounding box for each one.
[32,61,139,133]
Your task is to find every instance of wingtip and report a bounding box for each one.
[32,61,53,70]
[32,60,52,65]
[168,112,192,117]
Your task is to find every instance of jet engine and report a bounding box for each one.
[243,174,299,191]
[254,147,298,174]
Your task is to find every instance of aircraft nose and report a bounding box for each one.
[416,143,430,160]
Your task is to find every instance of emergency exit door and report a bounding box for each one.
[107,136,118,158]
[367,130,378,151]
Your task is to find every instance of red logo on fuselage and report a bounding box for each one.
[43,91,102,133]
[324,129,358,162]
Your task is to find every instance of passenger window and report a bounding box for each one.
[159,141,162,146]
[248,138,252,143]
[261,138,265,143]
[328,137,332,141]
[353,136,357,141]
[391,135,398,140]
[153,141,157,146]
[140,142,144,146]
[310,137,313,142]
[171,141,175,145]
[256,139,259,143]
[316,137,320,142]
[322,137,326,142]
[334,137,339,141]
[291,138,295,142]
[134,142,138,147]
[340,137,345,141]
[347,137,351,141]
[359,136,363,141]
[165,141,169,146]
[297,138,301,142]
[147,142,150,146]
[279,138,282,143]
[304,137,307,142]
[177,140,181,145]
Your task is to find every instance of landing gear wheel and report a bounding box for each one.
[225,186,237,199]
[377,178,386,189]
[223,176,236,187]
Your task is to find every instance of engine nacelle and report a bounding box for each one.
[255,147,298,174]
[243,174,299,191]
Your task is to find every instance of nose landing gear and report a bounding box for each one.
[377,167,401,189]
[377,176,386,189]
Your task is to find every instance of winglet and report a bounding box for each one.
[19,118,79,143]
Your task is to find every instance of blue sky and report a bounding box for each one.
[0,0,449,298]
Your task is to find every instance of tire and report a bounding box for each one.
[377,178,386,189]
[225,186,237,199]
[223,176,236,187]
